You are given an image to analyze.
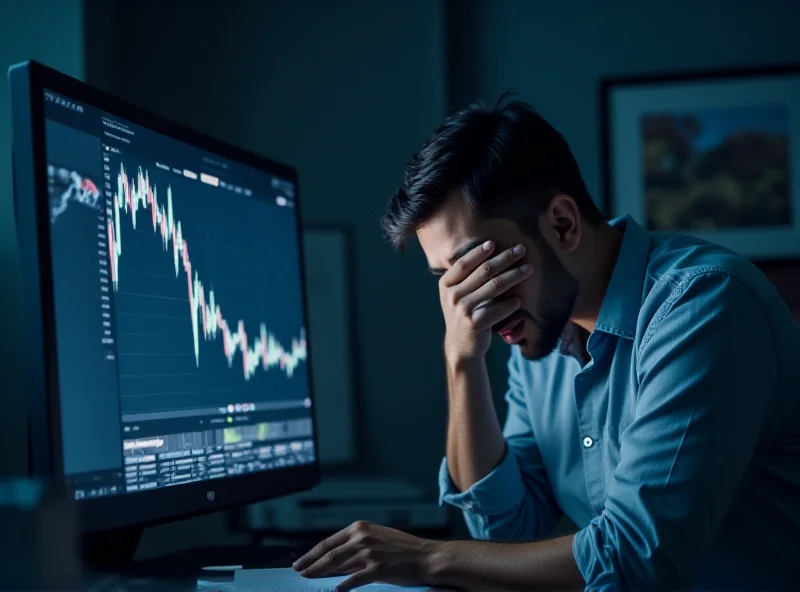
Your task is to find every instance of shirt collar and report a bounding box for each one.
[592,215,650,340]
[558,321,590,361]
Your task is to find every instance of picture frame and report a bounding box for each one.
[300,226,360,468]
[600,64,800,261]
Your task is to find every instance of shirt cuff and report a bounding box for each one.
[572,515,621,592]
[438,449,527,516]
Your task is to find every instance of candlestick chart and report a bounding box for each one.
[107,157,309,414]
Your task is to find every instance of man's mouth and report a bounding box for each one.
[496,318,525,345]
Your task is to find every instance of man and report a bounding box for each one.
[293,100,800,590]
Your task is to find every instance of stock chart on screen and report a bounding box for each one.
[109,162,307,379]
[107,157,309,416]
[42,90,315,498]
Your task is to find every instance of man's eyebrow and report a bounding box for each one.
[428,238,487,275]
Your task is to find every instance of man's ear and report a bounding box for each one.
[544,194,581,252]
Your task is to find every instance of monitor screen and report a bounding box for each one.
[40,88,316,501]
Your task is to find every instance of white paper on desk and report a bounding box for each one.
[234,567,439,592]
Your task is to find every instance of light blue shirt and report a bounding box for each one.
[439,217,800,591]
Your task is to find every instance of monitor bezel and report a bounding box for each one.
[9,60,321,533]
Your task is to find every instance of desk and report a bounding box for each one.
[82,543,302,592]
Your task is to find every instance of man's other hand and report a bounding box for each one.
[292,521,439,591]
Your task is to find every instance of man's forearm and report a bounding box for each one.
[445,356,506,492]
[427,535,584,592]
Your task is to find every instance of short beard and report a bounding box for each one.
[519,234,580,361]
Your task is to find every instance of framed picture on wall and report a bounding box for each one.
[600,64,800,261]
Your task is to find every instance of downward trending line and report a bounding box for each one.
[107,163,307,380]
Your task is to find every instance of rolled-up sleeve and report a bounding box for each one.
[439,349,562,541]
[573,273,778,591]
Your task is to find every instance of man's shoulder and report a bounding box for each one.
[645,231,758,287]
[640,232,777,317]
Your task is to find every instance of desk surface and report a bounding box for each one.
[84,543,305,591]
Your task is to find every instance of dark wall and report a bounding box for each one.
[86,0,451,489]
[448,0,800,204]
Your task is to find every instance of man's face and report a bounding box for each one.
[417,196,579,361]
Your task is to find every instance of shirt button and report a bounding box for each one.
[465,501,476,511]
[582,436,594,448]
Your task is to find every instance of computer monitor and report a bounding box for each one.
[8,61,320,544]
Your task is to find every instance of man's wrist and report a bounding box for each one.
[445,351,485,374]
[423,539,459,587]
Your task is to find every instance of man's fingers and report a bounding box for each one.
[440,240,495,287]
[452,244,526,298]
[335,566,379,592]
[299,540,360,578]
[293,528,351,572]
[461,263,533,312]
[471,297,521,331]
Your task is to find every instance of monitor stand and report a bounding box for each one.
[81,528,308,579]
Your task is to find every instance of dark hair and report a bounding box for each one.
[381,97,605,251]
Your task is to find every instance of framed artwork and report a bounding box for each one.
[600,64,800,260]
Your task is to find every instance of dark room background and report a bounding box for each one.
[3,0,800,554]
